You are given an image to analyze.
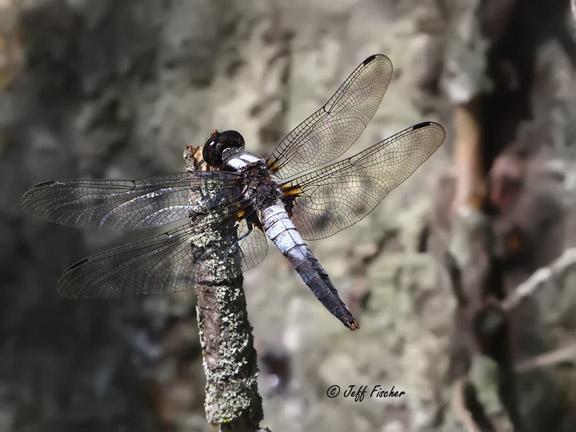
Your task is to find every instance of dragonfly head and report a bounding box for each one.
[203,130,245,168]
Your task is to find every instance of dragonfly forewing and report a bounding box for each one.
[267,54,393,179]
[21,171,245,231]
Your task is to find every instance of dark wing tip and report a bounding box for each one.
[412,121,446,136]
[34,180,58,187]
[56,259,89,298]
[412,121,433,130]
[21,180,59,211]
[412,120,445,130]
[362,53,392,68]
[363,54,379,65]
[363,53,389,65]
[66,257,90,271]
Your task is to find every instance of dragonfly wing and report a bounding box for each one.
[57,223,196,298]
[236,217,269,271]
[267,54,392,179]
[281,122,446,240]
[21,171,244,230]
[57,208,269,298]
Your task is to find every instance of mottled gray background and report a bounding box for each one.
[1,0,576,431]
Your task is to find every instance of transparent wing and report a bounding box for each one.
[21,172,244,230]
[281,122,446,240]
[57,223,196,298]
[57,211,269,298]
[267,54,392,179]
[237,218,269,271]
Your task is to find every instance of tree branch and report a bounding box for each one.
[502,248,576,311]
[516,343,576,373]
[184,146,267,432]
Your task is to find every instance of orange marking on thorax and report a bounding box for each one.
[281,184,303,197]
[267,159,281,173]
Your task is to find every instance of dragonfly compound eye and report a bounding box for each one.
[202,130,245,167]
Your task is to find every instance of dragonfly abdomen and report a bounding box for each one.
[261,204,359,330]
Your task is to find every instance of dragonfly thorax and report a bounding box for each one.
[242,160,282,210]
[223,151,281,210]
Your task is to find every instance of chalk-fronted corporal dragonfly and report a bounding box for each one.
[21,54,445,330]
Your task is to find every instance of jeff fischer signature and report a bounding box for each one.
[326,384,406,402]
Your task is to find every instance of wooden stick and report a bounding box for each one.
[184,146,268,432]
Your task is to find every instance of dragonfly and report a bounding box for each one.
[21,54,445,331]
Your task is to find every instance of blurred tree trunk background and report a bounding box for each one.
[1,0,576,431]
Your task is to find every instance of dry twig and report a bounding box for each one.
[516,343,576,373]
[502,248,576,311]
[184,146,267,432]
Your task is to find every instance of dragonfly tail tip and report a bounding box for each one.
[347,319,360,331]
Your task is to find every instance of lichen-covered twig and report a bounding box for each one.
[184,146,267,431]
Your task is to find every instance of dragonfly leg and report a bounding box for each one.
[238,218,253,242]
